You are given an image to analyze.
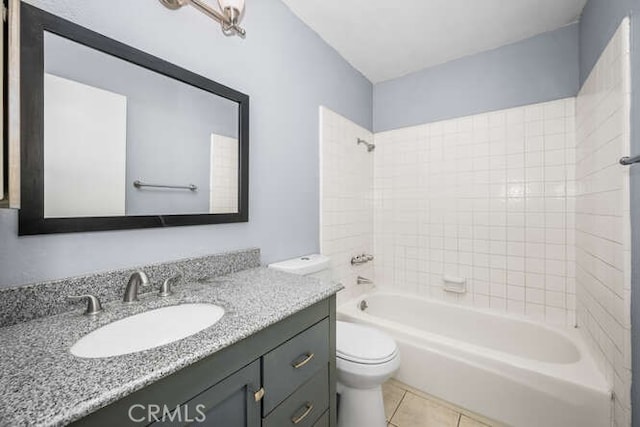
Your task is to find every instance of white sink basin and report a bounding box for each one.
[70,303,225,358]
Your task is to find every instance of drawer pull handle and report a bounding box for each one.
[291,402,314,424]
[291,353,315,369]
[254,387,265,402]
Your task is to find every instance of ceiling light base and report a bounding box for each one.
[160,0,246,38]
[159,0,189,11]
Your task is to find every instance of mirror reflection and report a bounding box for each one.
[43,32,240,218]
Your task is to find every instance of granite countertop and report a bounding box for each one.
[0,267,342,427]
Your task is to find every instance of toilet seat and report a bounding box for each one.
[337,321,398,365]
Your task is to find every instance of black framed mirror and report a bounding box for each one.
[19,3,249,235]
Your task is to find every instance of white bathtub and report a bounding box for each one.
[338,291,611,427]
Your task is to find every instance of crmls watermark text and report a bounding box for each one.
[128,404,207,423]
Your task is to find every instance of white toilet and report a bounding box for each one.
[269,255,400,427]
[335,320,399,427]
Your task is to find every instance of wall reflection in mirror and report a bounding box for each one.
[43,32,240,219]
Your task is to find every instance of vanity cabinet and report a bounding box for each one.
[262,367,329,427]
[151,360,262,427]
[262,319,329,415]
[72,296,336,427]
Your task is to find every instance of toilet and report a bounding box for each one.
[269,255,400,427]
[335,320,400,427]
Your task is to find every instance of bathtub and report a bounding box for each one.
[338,291,611,427]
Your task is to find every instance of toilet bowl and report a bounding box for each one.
[336,321,400,427]
[267,255,400,426]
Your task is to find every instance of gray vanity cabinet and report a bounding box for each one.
[262,319,330,414]
[72,296,337,427]
[153,360,261,427]
[262,367,329,427]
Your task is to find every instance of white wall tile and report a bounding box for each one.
[373,97,576,327]
[320,107,374,305]
[209,134,239,214]
[575,18,631,427]
[322,22,632,427]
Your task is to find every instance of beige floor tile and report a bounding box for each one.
[387,379,505,427]
[383,381,406,421]
[459,415,490,427]
[391,392,460,427]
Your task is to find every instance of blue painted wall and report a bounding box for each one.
[579,1,640,426]
[579,0,636,85]
[373,24,580,132]
[0,0,372,286]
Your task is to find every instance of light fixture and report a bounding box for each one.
[160,0,246,37]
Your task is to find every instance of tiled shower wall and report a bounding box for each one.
[373,98,577,326]
[575,18,631,427]
[320,19,632,427]
[320,107,374,304]
[210,134,239,214]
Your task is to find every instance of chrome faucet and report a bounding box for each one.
[357,276,373,285]
[123,271,150,302]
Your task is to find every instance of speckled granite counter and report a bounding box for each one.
[0,267,342,427]
[0,248,261,327]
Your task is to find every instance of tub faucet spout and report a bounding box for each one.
[357,276,373,285]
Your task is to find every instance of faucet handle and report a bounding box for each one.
[68,295,103,316]
[351,254,374,265]
[159,273,182,297]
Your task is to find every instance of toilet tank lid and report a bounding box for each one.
[267,254,331,276]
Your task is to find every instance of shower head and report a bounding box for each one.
[357,138,375,152]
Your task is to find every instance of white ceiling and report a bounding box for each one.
[280,0,588,83]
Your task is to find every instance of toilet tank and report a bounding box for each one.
[268,254,332,282]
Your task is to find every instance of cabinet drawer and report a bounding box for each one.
[263,319,329,414]
[263,367,329,427]
[312,410,328,427]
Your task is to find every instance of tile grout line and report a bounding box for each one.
[388,388,407,424]
[391,382,497,427]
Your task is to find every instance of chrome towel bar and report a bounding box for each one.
[133,180,198,191]
[620,154,640,166]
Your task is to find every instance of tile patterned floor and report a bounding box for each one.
[383,379,504,427]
